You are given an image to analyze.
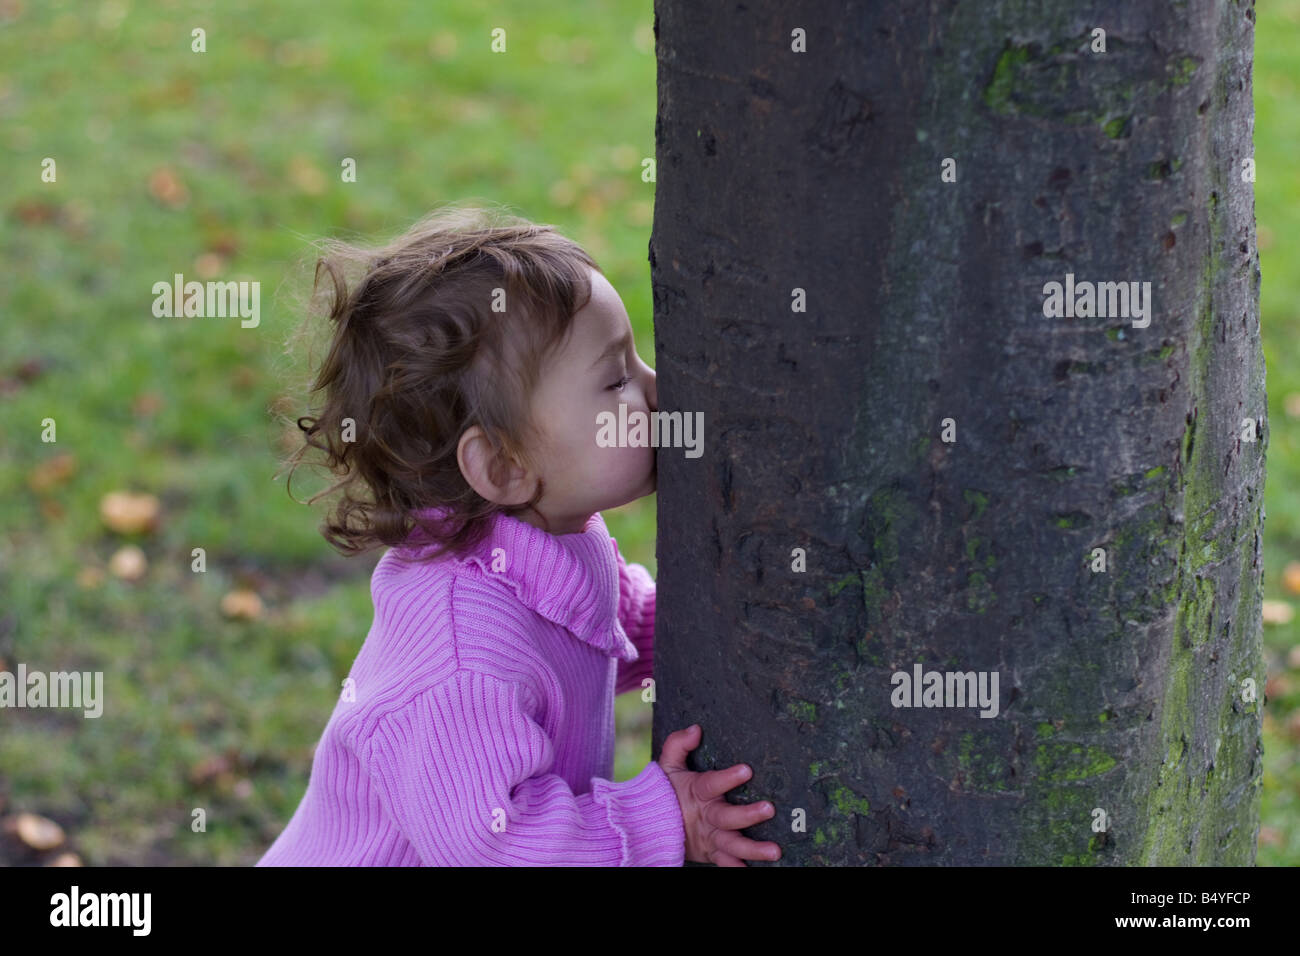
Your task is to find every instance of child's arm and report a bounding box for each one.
[613,546,655,697]
[361,669,685,866]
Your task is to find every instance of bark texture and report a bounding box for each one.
[650,0,1263,864]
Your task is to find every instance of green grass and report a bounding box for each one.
[1254,0,1300,869]
[0,0,658,865]
[1,0,1298,866]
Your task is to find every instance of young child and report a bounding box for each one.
[258,202,781,867]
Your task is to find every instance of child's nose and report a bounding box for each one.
[646,367,657,413]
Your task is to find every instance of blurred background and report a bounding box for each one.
[0,0,1295,865]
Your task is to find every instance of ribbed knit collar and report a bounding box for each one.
[403,506,640,662]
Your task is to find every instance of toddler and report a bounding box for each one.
[257,202,781,866]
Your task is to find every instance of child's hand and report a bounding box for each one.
[659,724,782,866]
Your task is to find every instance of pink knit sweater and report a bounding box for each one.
[256,506,685,866]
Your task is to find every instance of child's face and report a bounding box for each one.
[519,268,658,534]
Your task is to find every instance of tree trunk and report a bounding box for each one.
[650,0,1263,865]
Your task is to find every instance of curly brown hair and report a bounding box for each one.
[278,201,600,562]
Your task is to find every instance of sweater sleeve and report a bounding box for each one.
[362,669,685,866]
[613,549,656,697]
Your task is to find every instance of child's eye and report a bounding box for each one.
[608,376,630,391]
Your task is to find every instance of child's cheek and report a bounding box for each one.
[600,443,643,488]
[629,441,656,484]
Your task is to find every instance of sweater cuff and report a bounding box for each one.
[591,760,686,866]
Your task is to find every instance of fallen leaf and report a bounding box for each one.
[131,392,165,417]
[108,545,147,581]
[428,31,457,59]
[1262,600,1293,626]
[231,365,258,388]
[4,812,65,850]
[193,251,225,279]
[60,199,91,239]
[288,155,326,195]
[1258,826,1283,848]
[75,566,105,589]
[1288,644,1300,670]
[12,198,58,224]
[148,166,189,208]
[189,754,232,786]
[1285,393,1300,419]
[0,356,52,395]
[1284,562,1300,596]
[27,453,76,493]
[100,491,160,534]
[207,231,241,257]
[220,589,264,620]
[14,356,50,382]
[548,180,577,207]
[1265,673,1289,700]
[47,852,82,866]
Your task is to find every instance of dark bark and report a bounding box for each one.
[650,0,1263,864]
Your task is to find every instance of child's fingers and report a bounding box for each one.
[715,830,782,863]
[706,798,776,832]
[658,724,700,767]
[692,763,753,800]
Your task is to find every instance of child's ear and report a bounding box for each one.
[457,425,537,506]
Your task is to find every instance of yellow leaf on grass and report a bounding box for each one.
[220,589,264,620]
[148,165,189,208]
[108,545,147,581]
[1261,600,1293,626]
[5,812,65,850]
[27,453,76,493]
[75,566,105,589]
[100,491,160,535]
